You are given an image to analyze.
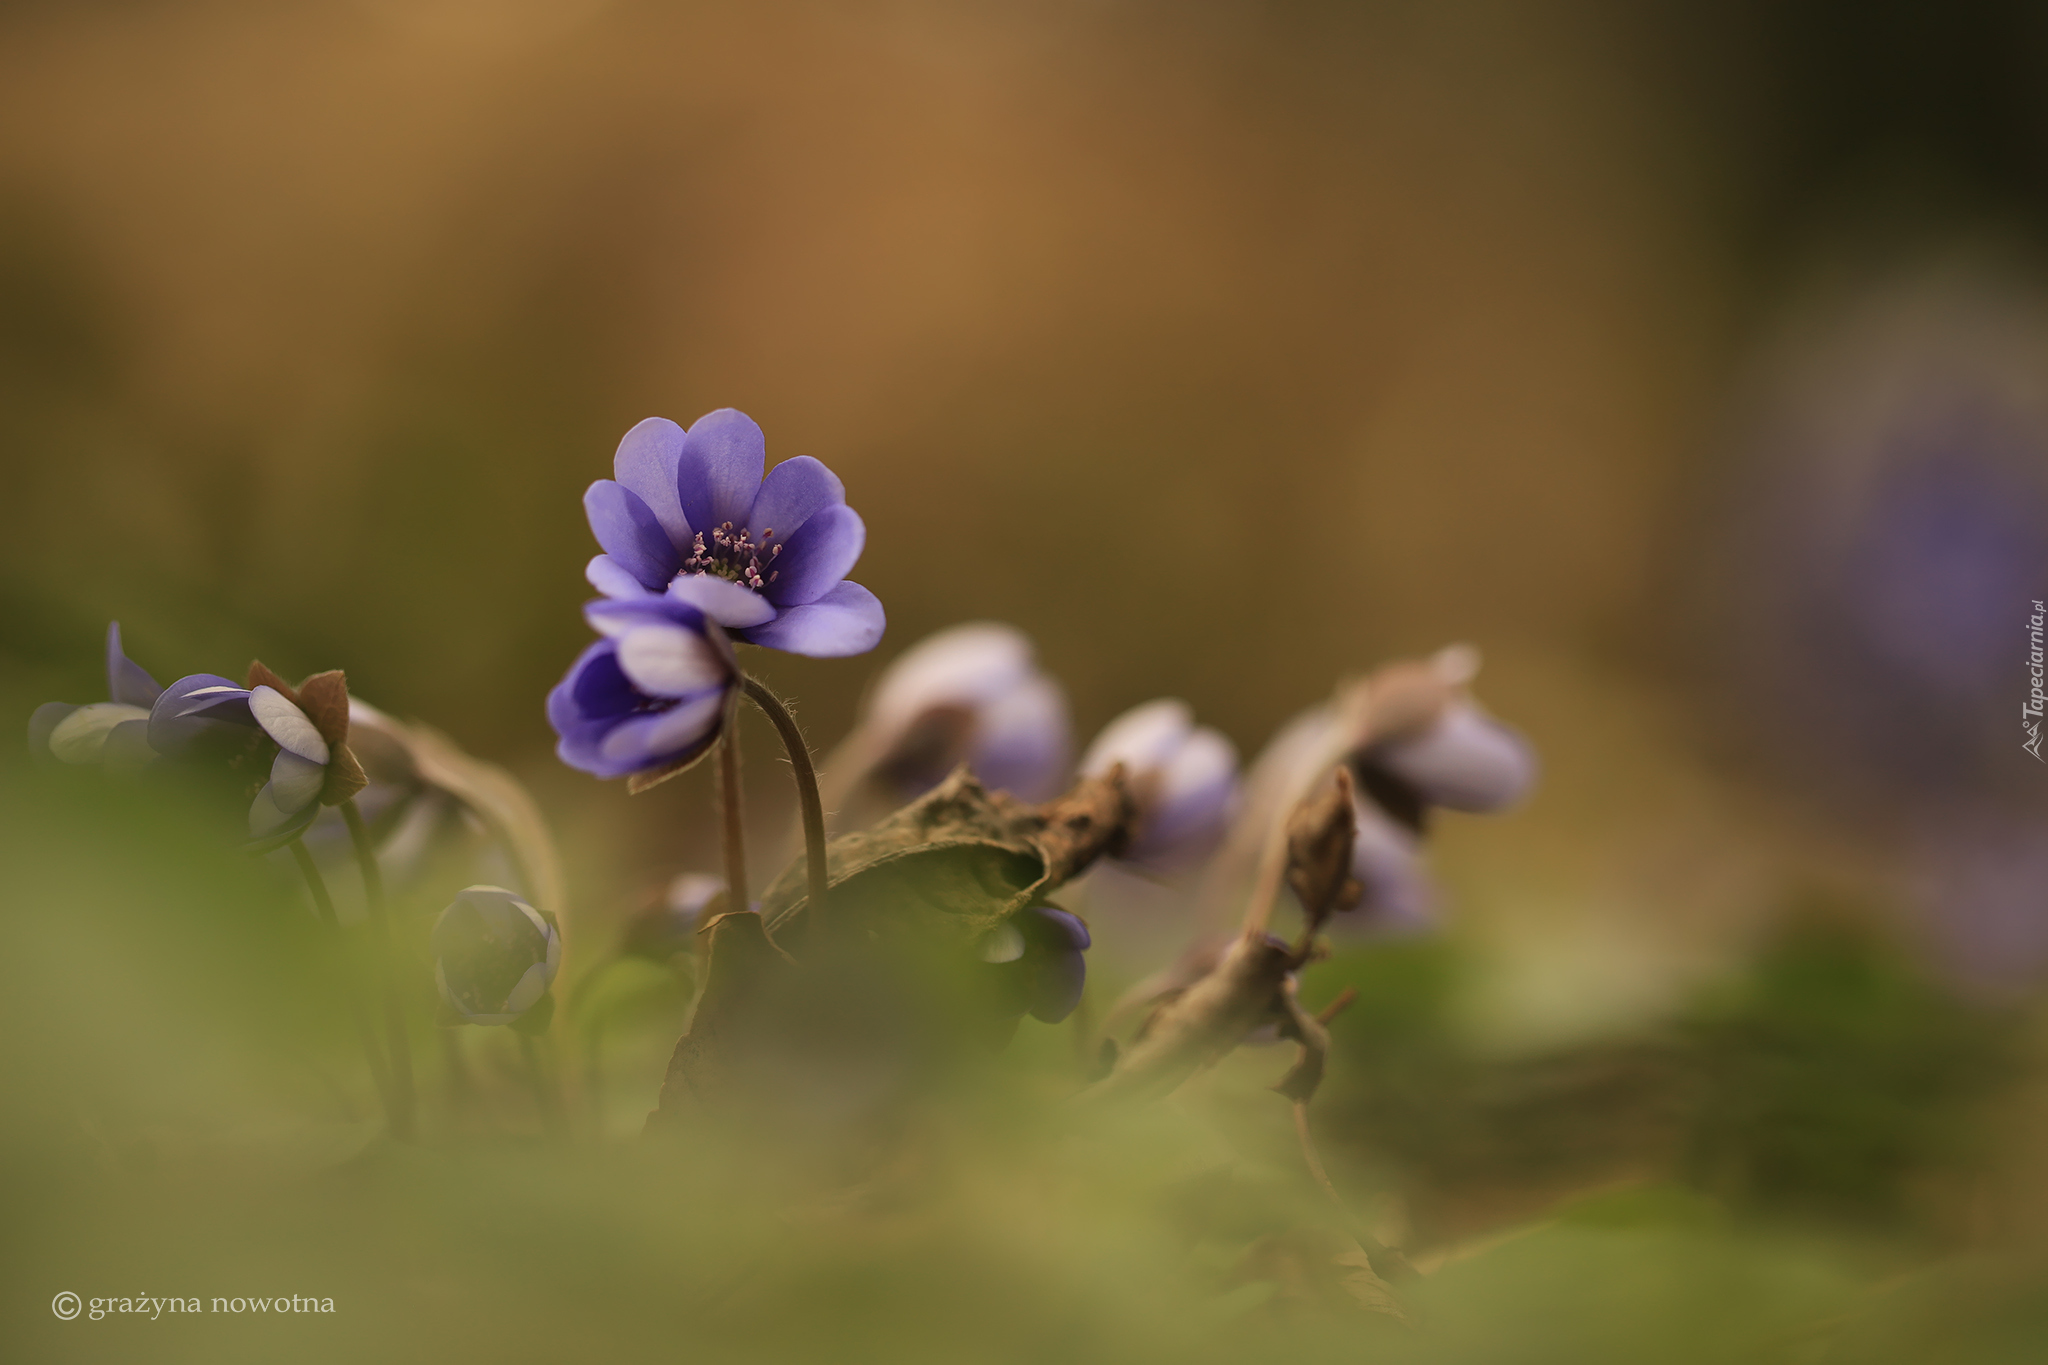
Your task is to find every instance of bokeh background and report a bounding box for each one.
[6,2,2048,1360]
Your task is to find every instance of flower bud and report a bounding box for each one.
[978,905,1092,1023]
[1080,698,1239,871]
[432,886,562,1027]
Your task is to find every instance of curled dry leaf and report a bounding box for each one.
[758,764,1134,944]
[646,767,1137,1129]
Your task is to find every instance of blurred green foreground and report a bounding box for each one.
[6,763,2047,1365]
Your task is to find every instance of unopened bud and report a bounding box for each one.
[432,886,562,1027]
[1286,768,1363,922]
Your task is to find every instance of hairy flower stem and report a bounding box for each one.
[717,689,749,925]
[740,675,830,929]
[287,838,400,1136]
[341,800,417,1141]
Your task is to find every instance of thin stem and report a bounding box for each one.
[288,838,398,1134]
[717,689,749,920]
[740,675,829,926]
[519,1033,566,1146]
[342,799,417,1142]
[1238,815,1292,940]
[1291,1099,1415,1282]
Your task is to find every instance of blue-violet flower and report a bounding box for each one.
[1079,698,1240,871]
[548,597,737,783]
[28,622,163,768]
[583,409,884,658]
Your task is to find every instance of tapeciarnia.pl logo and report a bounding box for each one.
[2028,599,2045,762]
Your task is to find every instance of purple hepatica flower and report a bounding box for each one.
[548,596,737,782]
[28,622,164,768]
[1234,653,1535,935]
[844,622,1072,804]
[148,664,368,848]
[1079,698,1240,872]
[583,409,884,658]
[979,906,1092,1023]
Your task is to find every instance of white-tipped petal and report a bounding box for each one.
[501,960,551,1017]
[268,748,327,813]
[868,623,1037,735]
[249,782,295,837]
[1079,698,1195,779]
[665,574,777,628]
[46,703,151,764]
[616,624,729,698]
[250,686,330,764]
[978,921,1027,964]
[1370,701,1535,812]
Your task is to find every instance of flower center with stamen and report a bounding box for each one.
[680,521,781,591]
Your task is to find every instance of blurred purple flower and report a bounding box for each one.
[1078,698,1239,871]
[1235,652,1535,934]
[835,622,1071,808]
[979,906,1092,1023]
[583,409,884,658]
[28,622,163,767]
[433,885,562,1027]
[547,597,736,780]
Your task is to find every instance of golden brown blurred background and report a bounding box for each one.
[6,0,2048,1033]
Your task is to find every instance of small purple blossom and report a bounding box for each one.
[979,906,1092,1023]
[1236,652,1535,935]
[582,409,884,658]
[1079,698,1240,871]
[28,623,163,768]
[858,623,1072,802]
[547,597,737,780]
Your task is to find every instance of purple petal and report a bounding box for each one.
[612,418,693,546]
[147,674,256,756]
[1080,699,1194,779]
[739,580,885,658]
[563,643,640,720]
[764,503,865,607]
[970,673,1071,802]
[1023,905,1092,952]
[667,574,777,628]
[1335,797,1434,933]
[1369,703,1536,812]
[1134,727,1240,868]
[585,595,712,639]
[747,455,845,549]
[105,622,162,707]
[586,554,659,601]
[868,624,1038,735]
[676,408,766,534]
[583,480,680,588]
[599,690,725,765]
[1019,907,1091,1023]
[616,623,731,698]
